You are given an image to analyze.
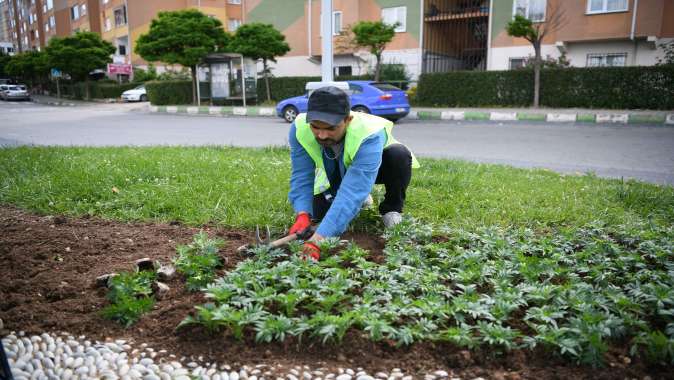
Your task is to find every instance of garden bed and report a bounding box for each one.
[0,205,670,379]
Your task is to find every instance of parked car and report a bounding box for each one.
[1,84,30,101]
[121,85,148,102]
[0,84,9,100]
[276,81,410,123]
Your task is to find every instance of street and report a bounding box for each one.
[1,101,673,185]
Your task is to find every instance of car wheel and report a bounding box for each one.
[283,105,299,123]
[352,106,370,114]
[140,94,148,102]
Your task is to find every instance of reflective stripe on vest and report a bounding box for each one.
[295,111,419,195]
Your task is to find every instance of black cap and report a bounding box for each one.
[306,86,350,127]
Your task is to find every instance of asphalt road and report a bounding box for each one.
[1,100,673,186]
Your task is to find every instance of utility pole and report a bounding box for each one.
[320,0,333,82]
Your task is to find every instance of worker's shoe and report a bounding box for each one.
[382,211,403,228]
[361,194,374,209]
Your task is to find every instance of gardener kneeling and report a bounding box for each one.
[287,86,419,261]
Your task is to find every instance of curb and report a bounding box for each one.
[148,106,674,125]
[31,98,78,107]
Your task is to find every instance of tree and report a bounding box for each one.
[46,32,115,100]
[5,51,50,91]
[228,23,290,102]
[135,9,230,104]
[656,40,674,66]
[351,21,396,81]
[506,3,565,107]
[0,52,12,79]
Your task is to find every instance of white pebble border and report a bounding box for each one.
[2,331,471,380]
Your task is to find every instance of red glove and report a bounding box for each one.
[300,242,320,261]
[289,212,312,238]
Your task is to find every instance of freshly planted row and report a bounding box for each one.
[101,271,157,327]
[174,231,224,291]
[181,219,674,366]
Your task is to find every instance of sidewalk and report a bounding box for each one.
[148,104,674,125]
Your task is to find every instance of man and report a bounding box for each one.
[287,86,419,261]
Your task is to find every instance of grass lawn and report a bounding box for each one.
[0,146,672,230]
[1,146,673,367]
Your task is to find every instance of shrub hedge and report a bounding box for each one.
[49,82,139,100]
[417,66,674,110]
[145,80,193,105]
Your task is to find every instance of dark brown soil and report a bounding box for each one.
[0,206,669,380]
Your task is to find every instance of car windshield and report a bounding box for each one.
[8,86,19,91]
[135,85,144,90]
[371,83,402,91]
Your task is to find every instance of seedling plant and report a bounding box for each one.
[101,270,157,327]
[174,230,224,291]
[180,218,674,367]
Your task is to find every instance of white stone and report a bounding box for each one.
[546,113,576,122]
[666,114,674,125]
[596,113,628,123]
[233,107,247,116]
[489,112,517,121]
[440,111,465,121]
[375,373,388,379]
[336,375,352,380]
[346,370,355,376]
[356,376,375,380]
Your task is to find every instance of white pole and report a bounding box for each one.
[241,55,246,107]
[196,65,201,106]
[320,0,333,82]
[308,0,312,57]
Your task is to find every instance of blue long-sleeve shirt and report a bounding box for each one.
[288,122,385,237]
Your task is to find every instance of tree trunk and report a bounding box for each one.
[263,59,271,103]
[374,52,382,82]
[191,65,197,105]
[533,41,541,108]
[85,76,91,100]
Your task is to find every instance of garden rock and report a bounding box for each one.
[135,257,156,271]
[94,273,117,288]
[156,264,176,281]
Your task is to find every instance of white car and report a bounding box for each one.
[121,85,147,102]
[1,84,30,101]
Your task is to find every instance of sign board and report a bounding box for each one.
[107,63,132,75]
[50,68,61,78]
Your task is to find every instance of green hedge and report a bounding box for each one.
[48,82,139,100]
[145,80,193,105]
[417,66,674,110]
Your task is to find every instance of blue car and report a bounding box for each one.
[276,81,410,123]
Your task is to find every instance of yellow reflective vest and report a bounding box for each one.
[294,111,420,195]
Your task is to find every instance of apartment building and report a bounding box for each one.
[488,0,674,70]
[242,0,423,79]
[1,0,14,54]
[2,0,243,67]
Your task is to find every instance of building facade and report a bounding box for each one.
[488,0,674,70]
[242,0,423,79]
[2,0,673,79]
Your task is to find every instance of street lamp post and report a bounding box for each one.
[320,0,333,82]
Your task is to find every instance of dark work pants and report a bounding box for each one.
[312,144,413,220]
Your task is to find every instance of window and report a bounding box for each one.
[509,57,527,69]
[587,0,628,14]
[587,53,627,67]
[81,3,87,16]
[103,0,109,4]
[382,6,406,33]
[513,0,546,22]
[114,6,127,26]
[49,15,55,27]
[118,45,126,55]
[228,0,241,4]
[336,66,352,76]
[333,11,342,35]
[70,5,79,20]
[348,83,363,94]
[44,22,49,32]
[228,18,241,31]
[104,17,112,31]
